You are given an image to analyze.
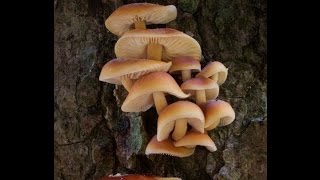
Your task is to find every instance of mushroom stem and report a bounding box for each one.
[181,70,191,81]
[147,43,167,114]
[196,89,207,105]
[147,43,163,61]
[134,21,146,29]
[153,92,168,114]
[172,119,188,141]
[173,70,192,141]
[120,76,134,91]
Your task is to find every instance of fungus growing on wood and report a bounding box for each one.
[196,61,228,85]
[145,135,195,157]
[99,58,172,91]
[204,100,235,131]
[121,72,189,113]
[115,28,201,61]
[180,76,219,105]
[169,56,201,81]
[157,101,205,141]
[174,131,217,152]
[105,3,177,36]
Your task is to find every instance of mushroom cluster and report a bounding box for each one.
[100,3,235,158]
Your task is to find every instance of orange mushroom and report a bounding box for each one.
[204,100,236,131]
[181,76,219,105]
[115,28,201,62]
[121,72,189,113]
[105,3,177,36]
[99,58,172,91]
[145,135,195,157]
[157,101,204,141]
[196,61,228,85]
[174,131,217,152]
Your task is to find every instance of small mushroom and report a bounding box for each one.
[180,76,219,105]
[121,72,190,113]
[145,135,195,158]
[115,28,201,62]
[204,100,235,131]
[196,61,228,85]
[169,56,201,81]
[99,58,172,91]
[157,101,205,141]
[105,3,177,36]
[174,131,217,152]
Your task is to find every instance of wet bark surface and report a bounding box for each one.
[54,0,267,179]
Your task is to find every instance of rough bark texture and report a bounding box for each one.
[54,0,267,179]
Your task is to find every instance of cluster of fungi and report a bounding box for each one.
[99,3,235,179]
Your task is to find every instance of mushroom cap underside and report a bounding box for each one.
[157,101,205,141]
[204,100,235,130]
[196,61,228,85]
[174,131,217,152]
[105,3,177,36]
[121,72,190,112]
[115,28,201,61]
[169,56,201,73]
[145,135,195,157]
[99,58,172,84]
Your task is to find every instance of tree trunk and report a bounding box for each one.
[54,0,267,179]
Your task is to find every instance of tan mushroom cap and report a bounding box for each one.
[180,76,220,100]
[121,72,190,112]
[115,28,202,61]
[204,100,235,131]
[99,58,172,84]
[169,56,201,74]
[145,135,195,157]
[196,61,228,85]
[174,131,217,152]
[105,3,177,36]
[157,101,205,141]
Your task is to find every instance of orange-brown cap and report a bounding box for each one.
[180,76,219,100]
[169,56,201,74]
[121,72,190,112]
[105,3,177,36]
[196,61,228,85]
[99,58,172,84]
[204,100,235,131]
[174,131,217,152]
[145,135,195,157]
[157,101,205,141]
[115,28,201,61]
